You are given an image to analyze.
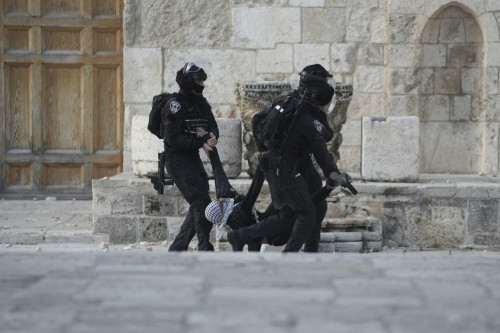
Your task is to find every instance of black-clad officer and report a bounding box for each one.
[161,59,218,251]
[228,64,347,252]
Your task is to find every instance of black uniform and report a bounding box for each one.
[231,94,338,252]
[161,91,219,251]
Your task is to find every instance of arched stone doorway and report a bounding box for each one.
[419,4,484,174]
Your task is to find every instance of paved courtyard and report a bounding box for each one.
[1,244,499,333]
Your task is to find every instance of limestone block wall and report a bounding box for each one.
[361,116,420,182]
[123,0,500,177]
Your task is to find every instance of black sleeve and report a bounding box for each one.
[304,115,339,177]
[316,111,334,142]
[161,98,204,151]
[204,100,219,139]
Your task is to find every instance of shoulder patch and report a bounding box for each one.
[170,101,181,114]
[313,119,323,133]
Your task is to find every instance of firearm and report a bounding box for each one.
[151,151,174,194]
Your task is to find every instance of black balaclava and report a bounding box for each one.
[299,70,335,107]
[175,62,207,97]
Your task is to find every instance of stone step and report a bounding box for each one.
[0,228,109,245]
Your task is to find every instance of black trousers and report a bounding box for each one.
[250,160,327,252]
[165,149,214,251]
[301,160,327,252]
[236,167,316,252]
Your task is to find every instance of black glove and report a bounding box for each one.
[327,172,357,195]
[327,171,349,188]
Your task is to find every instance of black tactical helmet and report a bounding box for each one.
[298,64,334,106]
[176,58,211,93]
[299,64,333,81]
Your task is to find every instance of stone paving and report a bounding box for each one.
[1,244,499,333]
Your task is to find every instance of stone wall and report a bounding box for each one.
[123,0,500,177]
[93,172,500,248]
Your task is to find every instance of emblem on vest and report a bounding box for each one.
[170,101,181,114]
[313,120,323,133]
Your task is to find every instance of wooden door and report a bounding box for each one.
[0,0,123,198]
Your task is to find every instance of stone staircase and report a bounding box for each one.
[92,173,381,252]
[214,217,382,253]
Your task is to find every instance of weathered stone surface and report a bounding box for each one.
[303,8,346,43]
[110,192,143,215]
[362,117,419,182]
[423,45,447,68]
[124,0,231,48]
[293,44,330,72]
[473,233,500,246]
[439,18,466,43]
[131,116,242,178]
[93,216,137,244]
[232,7,301,48]
[348,93,386,120]
[448,44,481,68]
[370,11,388,43]
[391,0,426,13]
[320,232,336,242]
[468,200,498,233]
[233,0,288,7]
[357,44,386,66]
[290,0,324,6]
[0,230,44,245]
[419,68,434,94]
[434,68,460,94]
[451,95,472,121]
[367,241,382,251]
[486,67,499,94]
[123,48,162,103]
[363,231,382,241]
[331,44,357,73]
[138,216,168,242]
[346,5,370,42]
[338,145,361,173]
[354,66,385,93]
[256,44,293,73]
[383,205,406,245]
[461,68,481,94]
[404,206,466,248]
[390,44,420,68]
[420,95,450,121]
[335,241,362,252]
[388,95,418,117]
[420,122,483,173]
[317,242,336,253]
[131,116,163,178]
[124,103,150,172]
[334,232,363,242]
[482,123,499,175]
[389,13,420,43]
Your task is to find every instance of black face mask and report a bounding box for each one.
[313,85,334,106]
[193,83,204,94]
[300,75,335,106]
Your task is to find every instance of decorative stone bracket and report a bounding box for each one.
[236,81,353,177]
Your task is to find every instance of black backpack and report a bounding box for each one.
[147,92,178,139]
[252,96,297,153]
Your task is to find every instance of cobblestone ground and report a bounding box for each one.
[1,244,499,333]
